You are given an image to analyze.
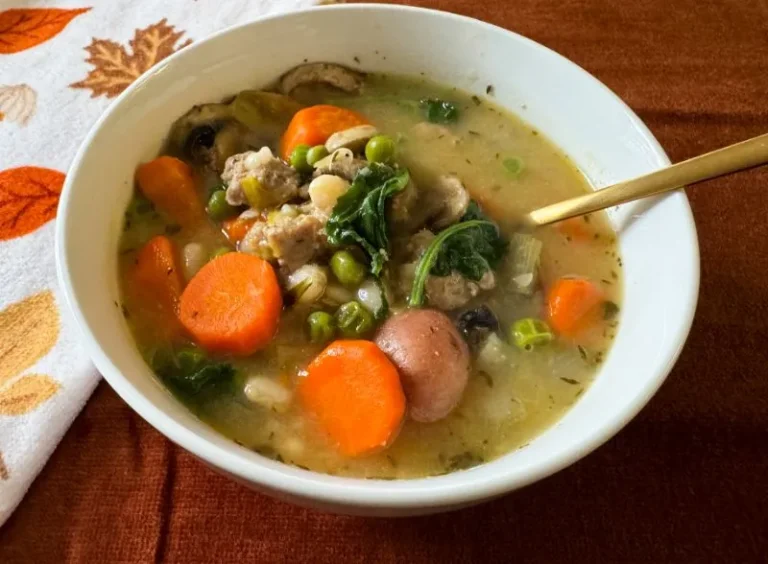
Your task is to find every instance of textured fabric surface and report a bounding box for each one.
[0,0,317,525]
[2,0,768,561]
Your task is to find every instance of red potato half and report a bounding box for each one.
[375,309,470,423]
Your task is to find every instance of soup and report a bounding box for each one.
[118,63,621,479]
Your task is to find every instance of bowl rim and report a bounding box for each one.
[56,3,700,509]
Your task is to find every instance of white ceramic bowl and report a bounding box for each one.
[56,4,699,516]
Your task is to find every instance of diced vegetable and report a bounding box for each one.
[306,145,329,166]
[510,318,554,350]
[330,250,366,287]
[135,156,204,227]
[556,216,594,242]
[508,233,543,295]
[179,253,283,355]
[475,333,517,376]
[546,277,605,339]
[230,90,302,132]
[410,202,506,307]
[420,98,459,124]
[298,340,406,456]
[207,189,237,221]
[289,144,312,174]
[306,311,336,344]
[155,346,236,395]
[365,134,396,164]
[325,163,410,277]
[502,157,524,177]
[287,264,328,305]
[356,278,387,319]
[240,176,270,209]
[335,301,374,337]
[129,235,185,339]
[222,215,258,244]
[280,105,369,160]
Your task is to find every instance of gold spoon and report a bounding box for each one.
[524,133,768,227]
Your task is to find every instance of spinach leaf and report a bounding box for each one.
[409,201,506,307]
[420,98,459,124]
[431,201,507,281]
[326,163,410,276]
[153,346,236,395]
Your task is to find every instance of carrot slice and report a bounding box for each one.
[299,340,406,457]
[129,235,185,340]
[135,156,204,227]
[546,277,605,339]
[222,216,258,244]
[280,105,369,160]
[179,253,282,356]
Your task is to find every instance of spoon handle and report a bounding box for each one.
[525,132,768,227]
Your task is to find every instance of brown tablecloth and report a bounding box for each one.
[3,0,768,561]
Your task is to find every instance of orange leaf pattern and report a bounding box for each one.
[0,84,37,126]
[0,374,60,416]
[0,8,90,54]
[70,19,192,98]
[0,167,63,241]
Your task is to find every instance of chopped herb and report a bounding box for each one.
[502,157,524,177]
[471,95,481,106]
[577,345,588,361]
[583,215,591,223]
[386,455,397,467]
[575,388,584,398]
[165,224,182,235]
[120,247,136,255]
[560,377,580,385]
[611,270,618,279]
[601,279,612,285]
[295,464,310,471]
[353,56,360,63]
[603,301,620,320]
[444,451,484,472]
[468,130,480,136]
[420,98,459,124]
[532,130,538,136]
[486,84,495,95]
[465,158,472,165]
[594,233,600,240]
[121,305,130,319]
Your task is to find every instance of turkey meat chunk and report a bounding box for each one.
[223,147,300,208]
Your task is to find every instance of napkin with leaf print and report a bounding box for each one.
[0,0,321,526]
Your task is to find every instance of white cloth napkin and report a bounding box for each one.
[0,0,321,526]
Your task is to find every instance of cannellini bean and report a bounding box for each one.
[312,147,354,170]
[308,174,350,212]
[286,264,328,304]
[356,278,383,315]
[243,376,292,411]
[244,146,274,170]
[182,242,207,280]
[325,124,378,153]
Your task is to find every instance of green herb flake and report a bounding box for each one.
[603,301,620,320]
[420,98,459,124]
[577,345,588,361]
[444,451,484,472]
[560,377,580,385]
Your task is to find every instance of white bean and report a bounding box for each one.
[182,242,207,280]
[308,174,350,212]
[286,264,328,304]
[243,376,292,412]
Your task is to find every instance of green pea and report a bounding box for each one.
[306,311,336,344]
[210,247,232,259]
[510,318,554,351]
[306,145,329,166]
[330,250,366,287]
[335,301,374,337]
[207,190,237,221]
[289,144,312,173]
[365,135,396,164]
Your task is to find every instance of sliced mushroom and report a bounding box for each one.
[230,90,302,133]
[430,174,470,228]
[279,63,365,95]
[169,103,233,150]
[325,125,378,153]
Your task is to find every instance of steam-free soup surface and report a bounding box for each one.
[119,68,621,478]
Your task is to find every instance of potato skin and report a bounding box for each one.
[375,309,470,423]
